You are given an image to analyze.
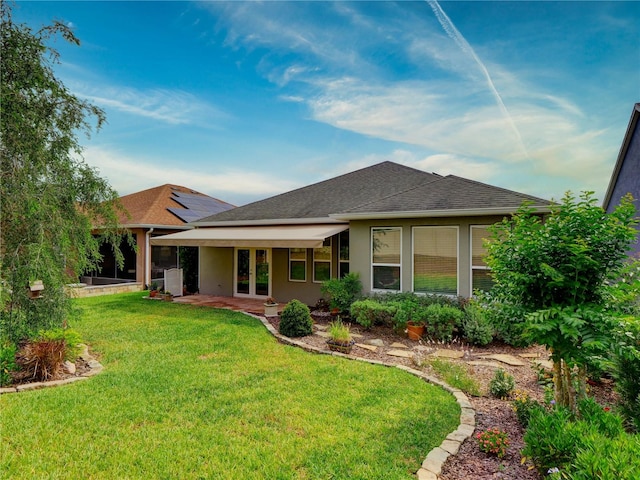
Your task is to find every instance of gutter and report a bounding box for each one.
[329,205,553,221]
[189,217,347,228]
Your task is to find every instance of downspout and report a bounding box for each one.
[145,228,154,287]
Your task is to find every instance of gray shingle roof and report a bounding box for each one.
[338,174,550,215]
[195,162,438,223]
[194,161,550,224]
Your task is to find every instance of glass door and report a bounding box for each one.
[235,248,270,298]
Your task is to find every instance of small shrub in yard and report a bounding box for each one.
[278,299,313,338]
[39,328,83,361]
[476,428,509,458]
[564,433,640,480]
[423,303,464,342]
[512,390,542,427]
[489,368,515,399]
[461,304,494,346]
[16,338,67,381]
[0,340,18,386]
[320,272,362,314]
[350,299,397,330]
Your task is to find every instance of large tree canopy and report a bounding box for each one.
[1,1,128,342]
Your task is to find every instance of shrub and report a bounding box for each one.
[478,292,531,347]
[565,433,640,479]
[489,368,515,399]
[15,338,67,381]
[320,273,362,314]
[522,406,583,474]
[39,328,83,361]
[350,299,397,330]
[512,390,542,427]
[0,340,18,387]
[461,304,494,346]
[423,303,464,342]
[391,299,421,332]
[610,315,640,432]
[278,300,313,338]
[476,428,509,458]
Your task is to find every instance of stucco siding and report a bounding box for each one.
[199,246,234,296]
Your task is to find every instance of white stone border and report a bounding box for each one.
[0,344,104,395]
[250,313,476,479]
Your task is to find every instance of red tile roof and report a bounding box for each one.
[118,184,234,226]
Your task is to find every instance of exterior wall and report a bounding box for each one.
[605,121,640,256]
[271,248,324,306]
[199,246,234,296]
[132,229,146,285]
[349,216,507,298]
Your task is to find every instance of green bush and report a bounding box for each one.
[462,304,494,346]
[512,390,543,427]
[489,368,515,399]
[350,299,397,330]
[610,315,640,432]
[423,303,464,342]
[522,406,584,474]
[320,273,362,314]
[391,299,421,332]
[0,340,18,387]
[39,328,83,361]
[565,433,640,480]
[523,398,630,475]
[278,300,313,338]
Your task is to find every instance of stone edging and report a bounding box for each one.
[0,344,104,395]
[249,313,476,480]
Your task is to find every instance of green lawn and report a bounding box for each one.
[1,293,460,479]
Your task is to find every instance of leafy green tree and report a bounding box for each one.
[485,191,638,410]
[0,1,129,342]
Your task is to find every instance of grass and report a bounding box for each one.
[428,358,482,397]
[1,292,460,479]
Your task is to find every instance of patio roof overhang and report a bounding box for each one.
[150,224,349,248]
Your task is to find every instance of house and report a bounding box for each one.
[84,184,234,288]
[151,162,551,305]
[603,103,640,256]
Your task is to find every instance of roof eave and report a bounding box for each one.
[603,103,640,209]
[189,217,347,227]
[329,205,552,221]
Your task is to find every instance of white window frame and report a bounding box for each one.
[371,227,402,292]
[412,226,459,296]
[470,225,492,294]
[313,238,332,283]
[288,248,307,282]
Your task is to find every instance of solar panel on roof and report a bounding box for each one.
[167,192,233,223]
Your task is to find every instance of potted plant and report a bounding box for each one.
[263,296,279,317]
[164,291,173,302]
[394,301,426,340]
[326,317,355,354]
[149,281,159,298]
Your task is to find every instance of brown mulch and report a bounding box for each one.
[267,312,620,480]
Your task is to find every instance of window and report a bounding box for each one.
[313,238,331,282]
[289,248,306,281]
[339,230,350,278]
[413,226,458,295]
[371,227,401,291]
[471,226,493,293]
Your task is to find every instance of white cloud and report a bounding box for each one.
[81,146,299,205]
[76,85,227,127]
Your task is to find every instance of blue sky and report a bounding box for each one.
[14,1,640,206]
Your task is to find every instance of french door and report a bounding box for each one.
[235,248,270,298]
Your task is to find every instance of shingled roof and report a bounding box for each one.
[118,184,234,227]
[194,161,550,225]
[195,162,439,224]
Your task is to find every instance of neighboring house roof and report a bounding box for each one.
[118,184,235,228]
[193,161,550,226]
[603,103,640,213]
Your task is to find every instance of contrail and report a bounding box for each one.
[427,0,529,160]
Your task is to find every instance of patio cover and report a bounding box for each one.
[150,224,348,248]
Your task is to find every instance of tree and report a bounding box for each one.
[484,191,638,410]
[0,1,129,342]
